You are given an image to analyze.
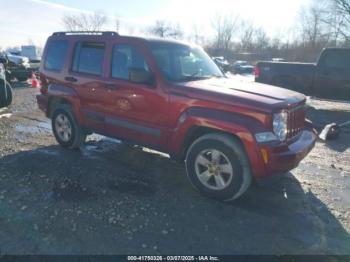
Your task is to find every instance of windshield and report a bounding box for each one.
[148,42,224,82]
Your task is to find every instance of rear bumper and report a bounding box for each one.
[36,94,49,116]
[256,122,316,182]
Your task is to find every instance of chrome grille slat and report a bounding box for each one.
[287,105,305,139]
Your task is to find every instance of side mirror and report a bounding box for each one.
[129,68,154,85]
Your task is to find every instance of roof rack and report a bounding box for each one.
[52,31,119,37]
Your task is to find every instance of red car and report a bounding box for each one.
[37,31,316,201]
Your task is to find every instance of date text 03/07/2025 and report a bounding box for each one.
[127,255,219,261]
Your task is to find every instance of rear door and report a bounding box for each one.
[313,50,350,100]
[66,41,110,130]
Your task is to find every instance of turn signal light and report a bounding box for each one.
[260,148,269,164]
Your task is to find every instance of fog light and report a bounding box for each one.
[255,132,278,143]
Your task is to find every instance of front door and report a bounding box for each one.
[93,42,169,148]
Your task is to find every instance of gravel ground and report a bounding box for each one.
[0,82,349,255]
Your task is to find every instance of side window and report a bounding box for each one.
[72,42,105,76]
[111,44,149,80]
[44,40,68,71]
[152,49,171,78]
[323,51,350,70]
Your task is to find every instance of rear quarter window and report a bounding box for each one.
[44,40,69,71]
[321,50,350,69]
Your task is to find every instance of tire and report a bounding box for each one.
[185,133,252,201]
[0,80,6,108]
[4,82,12,107]
[51,104,86,149]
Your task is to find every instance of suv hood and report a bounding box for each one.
[176,77,305,112]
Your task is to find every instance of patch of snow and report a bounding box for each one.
[0,113,12,119]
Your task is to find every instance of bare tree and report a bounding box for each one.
[149,20,183,39]
[62,11,108,31]
[191,24,202,44]
[239,21,255,52]
[170,23,184,39]
[327,0,350,41]
[211,14,239,52]
[115,15,121,33]
[298,5,328,48]
[149,20,169,37]
[254,28,270,52]
[203,3,349,63]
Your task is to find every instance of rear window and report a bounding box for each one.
[44,40,68,71]
[322,50,350,69]
[72,42,105,76]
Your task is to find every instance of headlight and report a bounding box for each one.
[273,111,288,141]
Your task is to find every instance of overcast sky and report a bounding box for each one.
[0,0,310,49]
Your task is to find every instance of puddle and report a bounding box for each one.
[35,148,61,156]
[107,178,155,196]
[15,121,51,134]
[81,136,122,159]
[48,180,96,202]
[37,121,51,129]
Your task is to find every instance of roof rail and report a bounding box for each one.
[52,31,119,37]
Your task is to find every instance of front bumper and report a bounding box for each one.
[257,123,317,181]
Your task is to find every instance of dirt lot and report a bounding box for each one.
[0,82,349,255]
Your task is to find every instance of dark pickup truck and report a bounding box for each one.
[255,48,350,101]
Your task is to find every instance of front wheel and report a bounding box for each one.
[51,104,86,149]
[185,133,252,201]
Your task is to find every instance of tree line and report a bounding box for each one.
[62,0,350,63]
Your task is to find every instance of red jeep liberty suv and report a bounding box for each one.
[37,31,316,201]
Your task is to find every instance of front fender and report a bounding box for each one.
[168,107,267,178]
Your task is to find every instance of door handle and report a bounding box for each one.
[105,83,118,90]
[65,76,77,83]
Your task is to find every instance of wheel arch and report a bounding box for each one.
[48,96,73,118]
[47,84,82,118]
[178,125,244,162]
[169,107,267,178]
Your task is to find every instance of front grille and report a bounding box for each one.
[286,105,305,139]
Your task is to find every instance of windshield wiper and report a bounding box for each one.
[172,72,224,83]
[209,74,224,78]
[181,75,211,82]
